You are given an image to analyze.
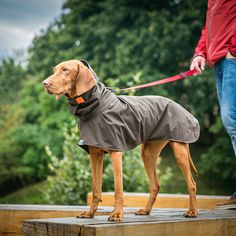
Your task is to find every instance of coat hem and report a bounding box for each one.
[77,136,199,154]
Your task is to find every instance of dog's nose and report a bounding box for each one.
[42,80,49,87]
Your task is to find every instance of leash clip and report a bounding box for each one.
[179,72,187,78]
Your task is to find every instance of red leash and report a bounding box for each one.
[118,69,196,92]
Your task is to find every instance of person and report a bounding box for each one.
[190,0,236,205]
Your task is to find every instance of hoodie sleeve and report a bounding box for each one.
[229,35,236,57]
[193,26,207,59]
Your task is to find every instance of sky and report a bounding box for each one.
[0,0,65,60]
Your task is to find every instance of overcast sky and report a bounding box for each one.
[0,0,65,60]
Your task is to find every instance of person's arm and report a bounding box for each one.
[193,26,207,59]
[190,26,207,75]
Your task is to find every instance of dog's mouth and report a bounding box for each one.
[45,87,70,96]
[44,85,62,95]
[45,88,53,94]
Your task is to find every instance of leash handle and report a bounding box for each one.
[118,69,196,92]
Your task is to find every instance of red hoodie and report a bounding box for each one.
[194,0,236,66]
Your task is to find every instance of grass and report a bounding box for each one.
[0,181,48,204]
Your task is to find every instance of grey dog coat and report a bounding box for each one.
[68,61,200,153]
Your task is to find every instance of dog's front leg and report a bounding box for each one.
[108,151,124,221]
[77,147,104,218]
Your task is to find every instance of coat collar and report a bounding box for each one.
[67,85,96,106]
[67,85,100,118]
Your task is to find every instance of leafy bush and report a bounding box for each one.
[45,120,173,204]
[198,117,236,194]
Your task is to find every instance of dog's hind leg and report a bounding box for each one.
[135,140,168,215]
[170,142,198,217]
[77,147,104,218]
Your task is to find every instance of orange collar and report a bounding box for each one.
[65,93,85,104]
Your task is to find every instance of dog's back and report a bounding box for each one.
[74,82,200,153]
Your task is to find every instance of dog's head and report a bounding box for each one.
[42,60,96,99]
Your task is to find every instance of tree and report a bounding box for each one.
[1,0,235,196]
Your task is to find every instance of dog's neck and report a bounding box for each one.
[67,82,116,119]
[67,83,99,118]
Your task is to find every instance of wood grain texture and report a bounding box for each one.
[0,192,232,236]
[87,192,230,209]
[22,208,236,236]
[0,205,134,236]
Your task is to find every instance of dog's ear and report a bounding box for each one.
[75,60,91,82]
[74,60,96,95]
[75,62,80,81]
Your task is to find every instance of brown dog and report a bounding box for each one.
[43,60,199,221]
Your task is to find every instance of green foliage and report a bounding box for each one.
[45,121,174,204]
[45,121,91,204]
[27,0,215,131]
[0,0,235,198]
[199,117,236,192]
[0,181,48,204]
[0,58,26,104]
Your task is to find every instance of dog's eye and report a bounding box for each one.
[62,68,69,72]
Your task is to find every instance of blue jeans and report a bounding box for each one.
[214,58,236,156]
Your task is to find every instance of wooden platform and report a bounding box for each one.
[0,193,232,235]
[87,192,230,209]
[0,205,136,236]
[23,208,236,236]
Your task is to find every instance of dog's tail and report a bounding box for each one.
[187,144,198,176]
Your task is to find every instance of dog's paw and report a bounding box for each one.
[184,209,198,218]
[108,210,123,221]
[76,211,95,219]
[135,209,150,215]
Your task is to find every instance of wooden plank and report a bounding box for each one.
[92,218,236,236]
[22,209,236,236]
[87,192,230,209]
[0,205,136,236]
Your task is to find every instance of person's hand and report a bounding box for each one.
[226,51,236,59]
[190,56,206,76]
